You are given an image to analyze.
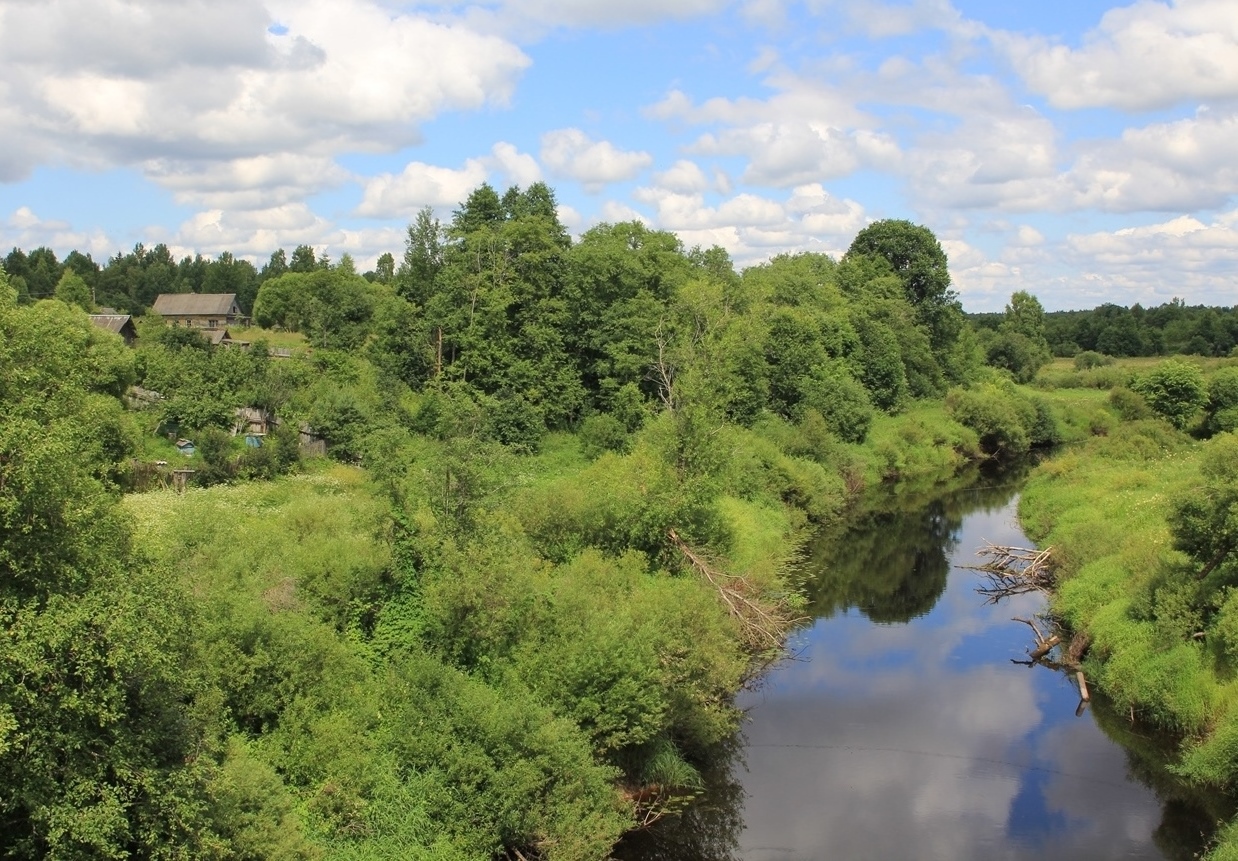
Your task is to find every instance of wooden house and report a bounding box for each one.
[89,314,138,346]
[151,293,245,329]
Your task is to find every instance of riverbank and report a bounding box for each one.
[1019,422,1238,859]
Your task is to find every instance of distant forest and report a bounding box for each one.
[971,301,1238,359]
[10,233,1238,364]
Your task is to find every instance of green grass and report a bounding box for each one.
[1019,423,1238,860]
[225,325,310,350]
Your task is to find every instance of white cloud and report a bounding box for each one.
[902,106,1061,210]
[434,0,731,35]
[629,181,866,265]
[0,0,530,201]
[540,128,653,192]
[1064,107,1238,212]
[488,141,543,188]
[832,0,977,39]
[168,203,406,267]
[998,0,1238,110]
[354,142,542,219]
[653,159,712,193]
[694,121,899,187]
[144,154,353,209]
[1,206,114,261]
[356,158,490,219]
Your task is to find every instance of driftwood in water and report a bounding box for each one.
[964,543,1056,603]
[1009,616,1094,717]
[1013,616,1063,662]
[667,528,803,653]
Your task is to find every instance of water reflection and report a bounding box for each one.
[802,465,1028,624]
[616,468,1228,861]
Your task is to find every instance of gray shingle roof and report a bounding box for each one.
[151,293,240,316]
[89,314,134,334]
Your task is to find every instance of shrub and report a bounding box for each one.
[1204,367,1238,436]
[797,362,874,444]
[944,383,1036,455]
[1108,386,1152,421]
[1132,359,1207,430]
[578,414,629,459]
[1073,350,1113,370]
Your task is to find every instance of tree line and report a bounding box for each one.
[971,299,1238,360]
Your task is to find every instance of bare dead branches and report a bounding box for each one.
[964,542,1056,603]
[1007,611,1095,716]
[668,528,803,653]
[650,320,677,412]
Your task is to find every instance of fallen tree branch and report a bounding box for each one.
[668,528,803,653]
[963,542,1056,603]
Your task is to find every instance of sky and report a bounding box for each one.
[0,0,1236,312]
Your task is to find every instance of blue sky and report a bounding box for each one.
[0,0,1235,311]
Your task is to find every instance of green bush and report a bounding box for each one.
[1073,350,1113,370]
[1132,359,1207,429]
[1108,386,1153,421]
[944,382,1035,455]
[578,414,629,459]
[1205,367,1238,436]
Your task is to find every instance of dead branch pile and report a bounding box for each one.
[668,528,804,653]
[964,542,1056,603]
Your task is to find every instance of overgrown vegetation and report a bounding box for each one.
[2,189,1143,859]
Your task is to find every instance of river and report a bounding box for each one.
[616,467,1231,861]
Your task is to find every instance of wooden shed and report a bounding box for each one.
[89,314,138,346]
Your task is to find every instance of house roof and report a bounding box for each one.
[151,293,240,316]
[203,328,231,345]
[89,314,135,335]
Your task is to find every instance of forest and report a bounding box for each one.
[3,181,1238,860]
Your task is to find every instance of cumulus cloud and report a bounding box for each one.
[997,0,1238,110]
[902,106,1061,210]
[488,141,543,188]
[653,159,712,193]
[540,129,652,192]
[355,142,541,219]
[830,0,979,39]
[480,0,728,28]
[1064,107,1238,212]
[165,203,406,267]
[356,158,491,219]
[144,154,353,209]
[1,206,114,261]
[0,0,529,201]
[628,181,865,265]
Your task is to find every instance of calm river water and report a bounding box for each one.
[617,468,1230,861]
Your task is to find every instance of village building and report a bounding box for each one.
[88,313,138,346]
[151,293,245,329]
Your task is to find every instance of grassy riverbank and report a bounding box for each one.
[1019,359,1238,859]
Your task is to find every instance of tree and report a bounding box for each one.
[0,287,217,857]
[986,291,1051,383]
[1133,360,1207,429]
[289,244,317,273]
[398,207,443,306]
[260,248,288,282]
[202,251,259,314]
[53,270,93,311]
[374,252,395,284]
[844,220,962,361]
[845,220,952,310]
